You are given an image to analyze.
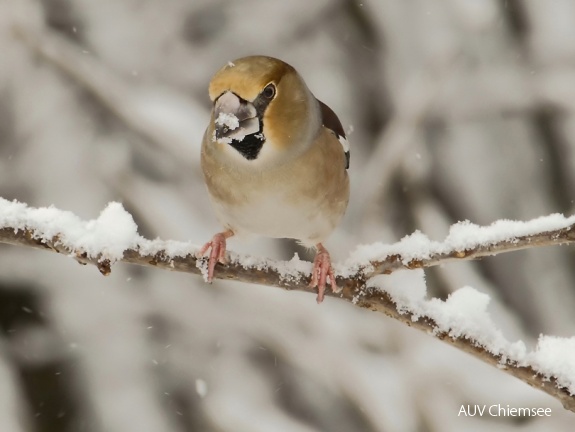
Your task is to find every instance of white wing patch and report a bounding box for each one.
[338,135,349,153]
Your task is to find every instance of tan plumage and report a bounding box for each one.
[198,56,350,303]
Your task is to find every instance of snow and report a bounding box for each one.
[526,336,575,392]
[229,251,311,285]
[371,271,527,356]
[215,112,240,131]
[0,198,139,261]
[370,270,575,394]
[195,379,208,398]
[426,287,526,357]
[213,112,250,144]
[354,213,575,396]
[1,197,575,396]
[344,213,575,273]
[370,269,427,315]
[6,0,575,429]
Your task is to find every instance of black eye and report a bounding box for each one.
[262,84,276,99]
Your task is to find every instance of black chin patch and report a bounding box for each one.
[226,88,274,161]
[228,132,265,160]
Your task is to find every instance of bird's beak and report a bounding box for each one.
[214,91,260,143]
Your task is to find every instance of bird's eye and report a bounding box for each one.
[262,84,276,99]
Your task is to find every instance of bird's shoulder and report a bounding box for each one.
[317,99,349,169]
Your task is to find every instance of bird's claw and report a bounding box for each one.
[309,244,338,303]
[197,230,233,282]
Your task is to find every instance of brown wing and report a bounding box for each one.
[318,99,349,169]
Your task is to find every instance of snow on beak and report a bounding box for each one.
[214,91,259,144]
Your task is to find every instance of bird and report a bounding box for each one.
[197,55,350,303]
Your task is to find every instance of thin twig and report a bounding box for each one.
[12,23,202,167]
[363,223,575,278]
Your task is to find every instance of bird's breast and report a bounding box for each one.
[208,175,340,245]
[201,127,349,245]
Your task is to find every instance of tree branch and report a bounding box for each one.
[364,222,575,278]
[1,216,575,412]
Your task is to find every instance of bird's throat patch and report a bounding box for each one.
[228,132,265,160]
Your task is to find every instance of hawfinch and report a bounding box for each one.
[198,56,350,303]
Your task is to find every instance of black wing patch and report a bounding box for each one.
[318,100,350,169]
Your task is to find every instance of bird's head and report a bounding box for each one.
[207,56,321,168]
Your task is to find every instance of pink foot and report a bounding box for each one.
[197,230,234,282]
[309,244,338,304]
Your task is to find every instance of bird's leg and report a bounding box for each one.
[197,229,234,282]
[309,243,338,303]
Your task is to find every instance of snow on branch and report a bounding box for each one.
[1,197,575,412]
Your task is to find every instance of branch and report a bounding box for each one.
[1,200,575,412]
[12,21,203,168]
[363,222,575,278]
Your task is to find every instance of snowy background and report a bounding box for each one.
[1,0,575,431]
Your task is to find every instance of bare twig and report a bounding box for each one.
[1,219,575,411]
[11,22,203,168]
[355,47,457,228]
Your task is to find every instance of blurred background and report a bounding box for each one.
[1,0,575,430]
